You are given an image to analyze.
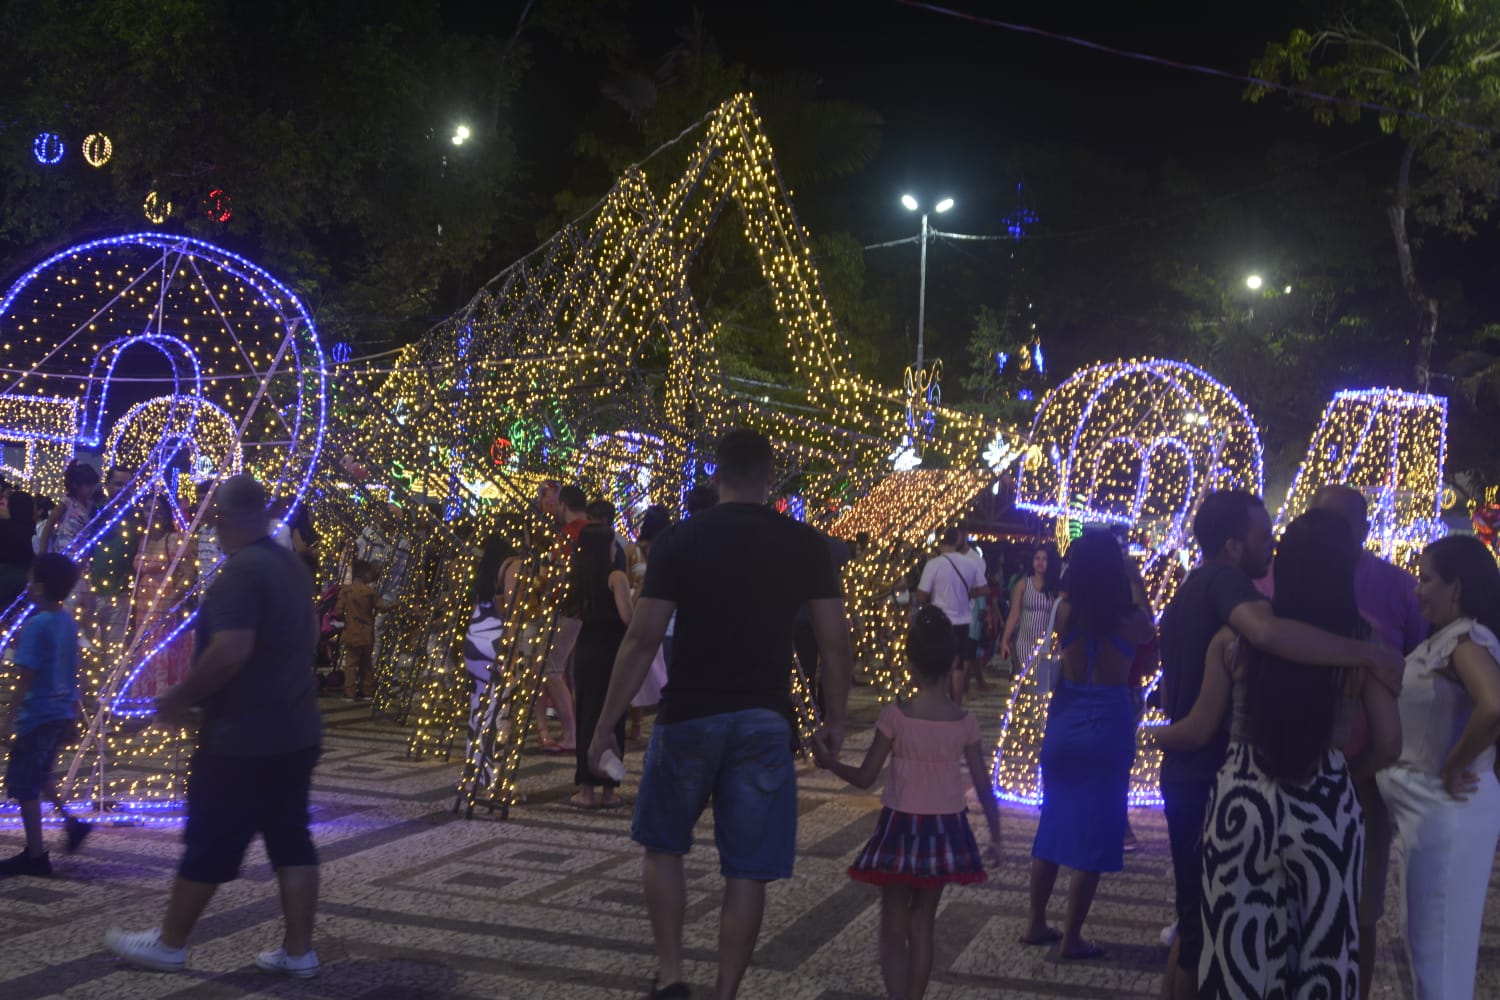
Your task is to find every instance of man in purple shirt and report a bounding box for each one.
[1312,484,1425,1000]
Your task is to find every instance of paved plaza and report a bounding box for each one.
[0,683,1496,999]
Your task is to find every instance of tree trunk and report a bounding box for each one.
[1388,140,1439,392]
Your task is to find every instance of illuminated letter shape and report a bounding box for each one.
[0,395,80,497]
[1276,388,1448,566]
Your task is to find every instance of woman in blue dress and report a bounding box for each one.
[1022,530,1153,958]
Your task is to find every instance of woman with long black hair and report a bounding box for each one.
[1023,530,1153,958]
[1001,542,1062,683]
[567,522,633,809]
[1156,509,1400,996]
[1377,534,1500,999]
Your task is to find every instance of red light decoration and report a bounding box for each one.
[203,189,232,223]
[489,437,513,466]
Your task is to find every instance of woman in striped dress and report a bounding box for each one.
[1002,543,1061,683]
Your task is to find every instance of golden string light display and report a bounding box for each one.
[996,359,1266,808]
[306,93,1022,818]
[1274,389,1448,570]
[0,102,1454,829]
[829,469,999,697]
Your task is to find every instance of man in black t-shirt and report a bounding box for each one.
[1156,490,1402,1000]
[589,429,852,1000]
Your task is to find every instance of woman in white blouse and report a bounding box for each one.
[1377,535,1500,999]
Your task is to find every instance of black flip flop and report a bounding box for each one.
[1058,942,1107,961]
[1019,927,1062,946]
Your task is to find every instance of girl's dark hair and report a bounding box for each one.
[1033,542,1062,596]
[64,460,100,496]
[7,490,34,524]
[1244,508,1363,783]
[565,522,615,619]
[472,533,518,606]
[907,605,956,681]
[1060,531,1133,637]
[638,504,671,544]
[1422,534,1500,637]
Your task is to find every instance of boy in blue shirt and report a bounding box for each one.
[2,553,91,876]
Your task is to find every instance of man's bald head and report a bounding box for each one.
[1312,484,1370,543]
[214,473,270,549]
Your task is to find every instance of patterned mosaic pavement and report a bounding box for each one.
[0,681,1496,999]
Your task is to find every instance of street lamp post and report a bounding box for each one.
[902,194,953,371]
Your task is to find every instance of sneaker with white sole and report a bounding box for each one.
[104,927,188,972]
[256,947,320,978]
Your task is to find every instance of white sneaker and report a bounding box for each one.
[105,927,188,972]
[1160,920,1179,946]
[256,947,320,979]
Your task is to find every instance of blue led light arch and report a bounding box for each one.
[0,232,328,713]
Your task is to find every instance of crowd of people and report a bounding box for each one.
[2,432,1499,1000]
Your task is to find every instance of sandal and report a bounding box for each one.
[598,797,627,810]
[568,794,599,810]
[1019,927,1062,946]
[649,977,691,999]
[1058,942,1107,961]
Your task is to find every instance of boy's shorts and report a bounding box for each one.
[5,720,73,801]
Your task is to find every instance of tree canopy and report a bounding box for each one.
[1248,0,1500,389]
[0,0,545,348]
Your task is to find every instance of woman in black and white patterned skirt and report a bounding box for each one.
[1155,509,1401,998]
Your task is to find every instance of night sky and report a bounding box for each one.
[455,0,1500,371]
[492,0,1345,240]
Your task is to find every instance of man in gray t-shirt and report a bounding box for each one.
[106,474,324,979]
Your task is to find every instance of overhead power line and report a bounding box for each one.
[897,0,1499,135]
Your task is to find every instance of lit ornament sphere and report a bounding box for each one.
[203,188,232,223]
[82,132,113,167]
[34,131,65,165]
[143,191,172,224]
[330,341,353,363]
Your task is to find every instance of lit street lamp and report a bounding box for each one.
[902,193,954,371]
[1245,273,1263,290]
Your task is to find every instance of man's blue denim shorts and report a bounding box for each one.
[631,707,797,881]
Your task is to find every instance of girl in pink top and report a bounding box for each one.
[813,606,1003,1000]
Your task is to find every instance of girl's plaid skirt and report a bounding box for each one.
[848,807,988,888]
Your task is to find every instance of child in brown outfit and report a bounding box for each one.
[335,560,384,700]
